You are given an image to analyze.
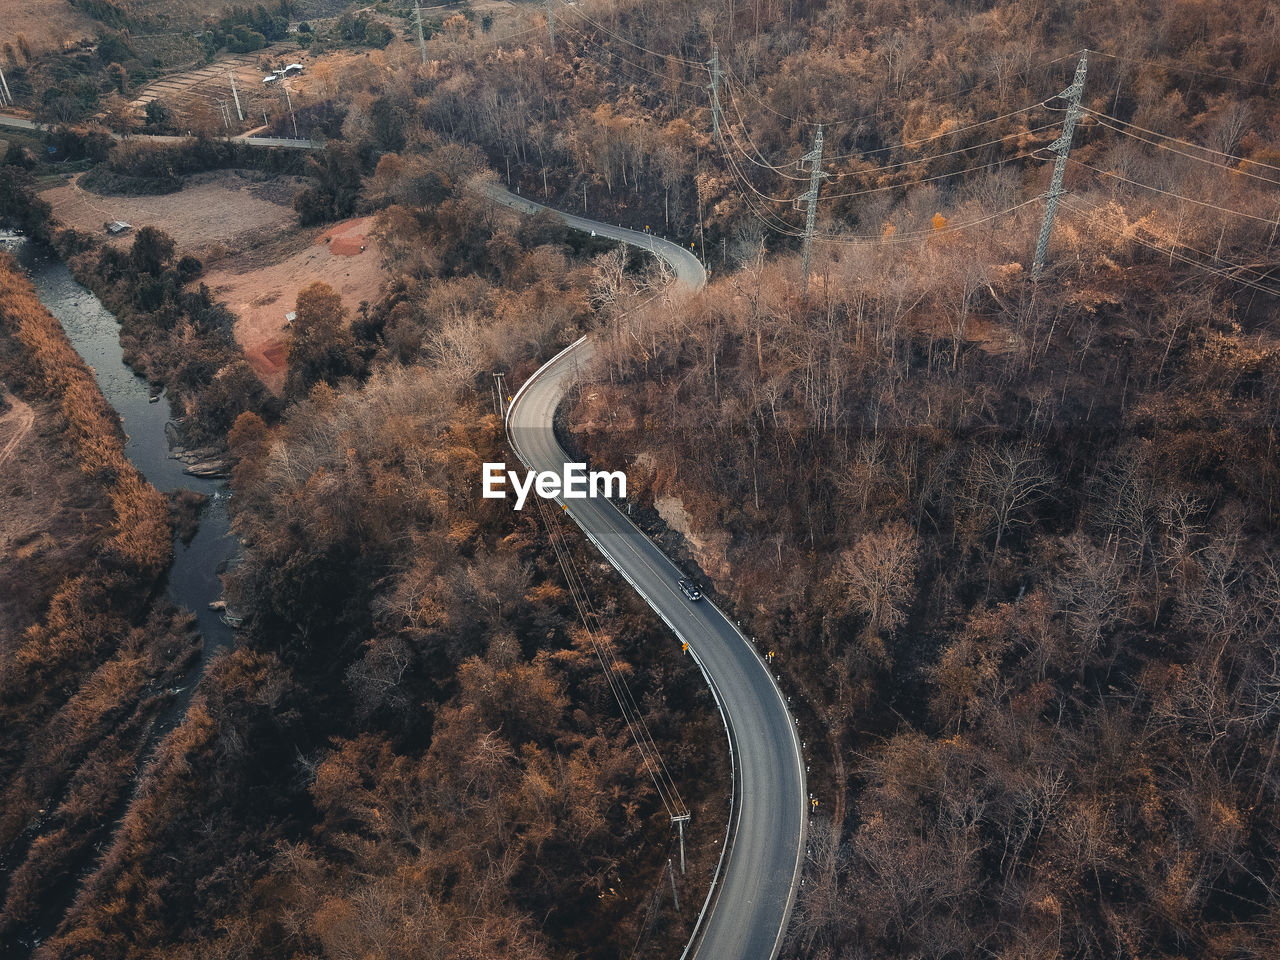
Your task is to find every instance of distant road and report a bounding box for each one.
[0,114,317,150]
[496,185,808,960]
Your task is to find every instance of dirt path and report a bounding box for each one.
[0,386,35,470]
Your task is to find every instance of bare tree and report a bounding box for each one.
[960,442,1053,554]
[836,521,920,637]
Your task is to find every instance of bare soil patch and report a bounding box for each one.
[39,170,306,254]
[201,216,385,393]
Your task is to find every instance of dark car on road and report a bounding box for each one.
[678,578,703,601]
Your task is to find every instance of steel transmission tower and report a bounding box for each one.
[796,124,827,295]
[707,46,722,143]
[1032,51,1088,277]
[414,0,428,64]
[228,71,244,122]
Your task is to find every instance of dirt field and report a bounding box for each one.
[39,170,306,253]
[127,47,303,132]
[202,217,385,393]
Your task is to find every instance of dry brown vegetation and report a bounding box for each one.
[8,0,1280,957]
[18,159,723,960]
[572,171,1280,960]
[0,253,170,571]
[0,254,199,953]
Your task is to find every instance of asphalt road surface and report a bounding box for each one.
[497,187,807,960]
[0,114,315,150]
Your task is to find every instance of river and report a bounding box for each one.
[5,237,237,703]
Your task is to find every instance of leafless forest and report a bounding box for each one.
[2,0,1280,958]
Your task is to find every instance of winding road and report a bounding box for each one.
[494,187,808,960]
[0,112,809,953]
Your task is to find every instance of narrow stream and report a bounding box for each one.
[6,238,237,709]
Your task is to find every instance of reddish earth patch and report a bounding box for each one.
[200,215,383,394]
[321,219,371,257]
[262,341,288,367]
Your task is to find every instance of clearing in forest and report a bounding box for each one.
[202,216,384,393]
[39,171,306,252]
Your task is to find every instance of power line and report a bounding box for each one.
[532,495,677,813]
[715,108,1049,246]
[559,17,705,90]
[722,66,1050,169]
[1085,47,1280,90]
[818,146,1048,202]
[829,121,1060,177]
[818,195,1044,247]
[1061,194,1280,296]
[1084,111,1280,188]
[529,492,687,818]
[720,53,1072,131]
[1066,192,1280,286]
[717,70,808,181]
[627,835,677,960]
[719,66,1056,186]
[823,102,1048,163]
[562,3,702,69]
[1064,155,1280,225]
[719,144,806,235]
[1082,106,1280,175]
[485,21,545,44]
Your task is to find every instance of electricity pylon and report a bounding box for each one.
[1032,51,1088,276]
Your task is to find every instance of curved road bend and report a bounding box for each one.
[493,186,807,960]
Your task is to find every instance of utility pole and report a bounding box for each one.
[492,372,507,419]
[228,70,243,122]
[545,0,554,46]
[217,99,230,132]
[672,814,690,874]
[796,124,827,296]
[1033,51,1088,277]
[707,45,722,143]
[413,0,428,65]
[281,81,299,139]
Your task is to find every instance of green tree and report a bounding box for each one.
[143,99,171,130]
[107,62,128,95]
[129,227,175,277]
[285,282,359,400]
